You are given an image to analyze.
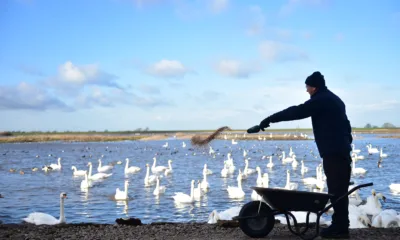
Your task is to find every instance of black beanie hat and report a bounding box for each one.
[305,71,325,88]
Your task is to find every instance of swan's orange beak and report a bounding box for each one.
[63,194,67,199]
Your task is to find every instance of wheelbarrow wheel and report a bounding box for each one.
[238,201,275,238]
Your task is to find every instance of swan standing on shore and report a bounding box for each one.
[23,192,67,225]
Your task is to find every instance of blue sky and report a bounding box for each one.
[1,0,399,131]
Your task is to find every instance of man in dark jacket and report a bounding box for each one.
[247,71,352,239]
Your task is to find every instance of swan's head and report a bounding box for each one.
[191,180,195,186]
[358,215,371,227]
[60,192,67,199]
[126,158,129,161]
[371,189,376,196]
[168,160,172,163]
[98,159,101,162]
[204,163,207,168]
[263,173,269,178]
[208,210,219,223]
[376,193,386,202]
[256,166,261,172]
[245,159,249,164]
[71,166,76,170]
[87,162,92,166]
[287,169,290,174]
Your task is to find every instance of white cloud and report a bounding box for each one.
[0,82,71,111]
[214,59,259,78]
[259,40,309,62]
[146,59,192,78]
[209,0,228,13]
[43,61,122,95]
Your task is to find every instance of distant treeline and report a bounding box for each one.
[364,122,398,129]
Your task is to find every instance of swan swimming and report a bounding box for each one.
[115,180,129,200]
[23,192,67,225]
[71,166,86,176]
[124,158,141,174]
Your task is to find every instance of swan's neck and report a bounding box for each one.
[153,158,157,168]
[286,172,290,185]
[145,167,150,178]
[156,179,159,189]
[190,183,195,199]
[168,162,172,169]
[374,195,382,209]
[238,177,242,190]
[244,161,248,171]
[269,157,272,163]
[58,158,61,166]
[125,160,129,170]
[88,165,92,177]
[257,170,261,179]
[124,182,129,196]
[203,172,207,182]
[59,198,65,223]
[282,152,285,160]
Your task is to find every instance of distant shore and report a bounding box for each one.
[0,128,399,143]
[1,222,399,240]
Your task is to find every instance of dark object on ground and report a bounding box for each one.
[0,222,399,240]
[191,126,231,147]
[0,132,12,136]
[115,217,142,226]
[233,182,373,240]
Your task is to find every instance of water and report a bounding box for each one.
[1,135,400,224]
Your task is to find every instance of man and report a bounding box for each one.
[247,71,352,239]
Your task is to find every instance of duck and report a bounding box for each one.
[124,158,141,174]
[23,193,67,225]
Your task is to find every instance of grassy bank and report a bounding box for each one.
[0,134,146,143]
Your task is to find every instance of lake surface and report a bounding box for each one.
[1,135,399,224]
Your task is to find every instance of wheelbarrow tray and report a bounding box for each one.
[252,187,333,212]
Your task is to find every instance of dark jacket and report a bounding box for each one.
[267,86,352,158]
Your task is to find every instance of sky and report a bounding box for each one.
[1,0,399,131]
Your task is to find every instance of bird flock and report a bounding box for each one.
[2,132,400,229]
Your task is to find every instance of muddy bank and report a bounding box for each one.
[1,222,399,240]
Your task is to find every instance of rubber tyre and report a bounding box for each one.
[238,201,275,238]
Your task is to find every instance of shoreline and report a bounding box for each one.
[1,222,399,240]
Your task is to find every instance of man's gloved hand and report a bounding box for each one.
[259,117,271,131]
[247,125,261,134]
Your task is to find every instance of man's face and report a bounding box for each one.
[306,85,317,96]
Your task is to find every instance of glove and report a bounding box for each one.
[247,125,261,134]
[259,117,271,131]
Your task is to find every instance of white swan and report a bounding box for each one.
[194,180,203,200]
[367,144,379,154]
[358,190,386,216]
[302,165,319,185]
[164,160,173,176]
[182,142,186,148]
[97,159,113,172]
[380,148,388,158]
[266,156,274,169]
[291,156,298,168]
[203,163,213,175]
[173,180,195,204]
[153,176,166,196]
[87,162,112,180]
[352,159,367,175]
[80,171,93,190]
[352,153,365,161]
[389,183,400,193]
[207,206,242,224]
[371,210,399,228]
[288,146,295,157]
[124,158,141,174]
[227,170,245,199]
[349,189,363,206]
[281,151,294,163]
[144,164,157,186]
[151,157,168,174]
[251,167,264,201]
[162,142,168,148]
[300,160,308,175]
[115,180,129,200]
[284,169,298,190]
[221,161,229,178]
[49,158,62,170]
[23,192,67,225]
[71,166,86,176]
[351,144,361,154]
[201,170,210,190]
[244,159,256,175]
[231,139,238,145]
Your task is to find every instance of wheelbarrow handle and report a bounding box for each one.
[320,182,373,214]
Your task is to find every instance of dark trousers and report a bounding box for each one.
[323,155,352,228]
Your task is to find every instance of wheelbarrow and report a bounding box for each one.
[232,182,373,240]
